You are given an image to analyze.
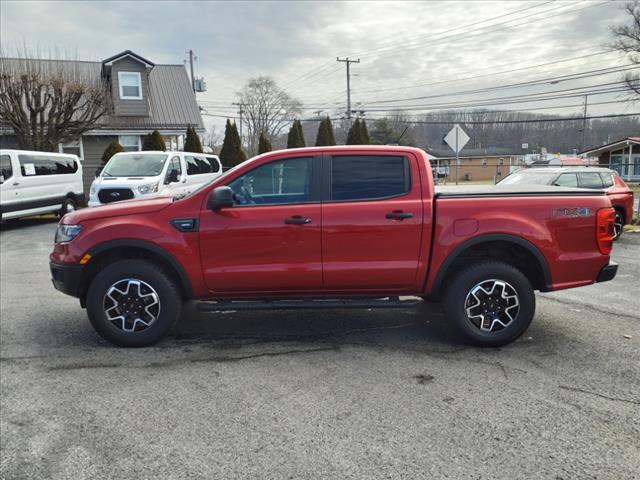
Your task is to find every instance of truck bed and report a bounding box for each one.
[435,184,605,197]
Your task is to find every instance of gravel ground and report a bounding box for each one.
[1,218,639,480]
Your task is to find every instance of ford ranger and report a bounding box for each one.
[50,146,618,347]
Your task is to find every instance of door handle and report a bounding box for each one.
[12,182,19,186]
[284,215,312,225]
[386,211,414,220]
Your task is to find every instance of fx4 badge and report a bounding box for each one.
[553,207,592,218]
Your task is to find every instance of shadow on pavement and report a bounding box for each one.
[0,215,59,231]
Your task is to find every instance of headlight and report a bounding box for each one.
[138,182,159,195]
[55,224,82,243]
[89,183,97,196]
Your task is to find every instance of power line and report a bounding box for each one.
[345,0,557,59]
[200,111,637,124]
[285,3,593,100]
[396,113,639,125]
[358,99,632,119]
[362,74,637,107]
[354,52,619,96]
[352,1,608,62]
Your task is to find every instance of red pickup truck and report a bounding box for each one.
[50,146,618,348]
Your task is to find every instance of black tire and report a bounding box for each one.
[613,209,624,241]
[60,197,77,217]
[443,261,535,347]
[86,260,182,347]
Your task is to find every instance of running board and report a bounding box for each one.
[196,296,421,312]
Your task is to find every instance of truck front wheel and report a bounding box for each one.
[443,261,535,347]
[86,260,182,347]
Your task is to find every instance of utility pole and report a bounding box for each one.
[336,57,360,122]
[581,95,588,151]
[186,49,196,93]
[232,102,244,146]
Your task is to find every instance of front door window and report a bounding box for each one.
[228,157,313,205]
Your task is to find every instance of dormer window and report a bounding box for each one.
[118,72,142,99]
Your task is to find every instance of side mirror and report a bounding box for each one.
[95,167,103,178]
[208,186,234,211]
[166,170,180,184]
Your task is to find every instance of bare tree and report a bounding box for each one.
[236,76,301,155]
[0,48,111,151]
[611,0,640,96]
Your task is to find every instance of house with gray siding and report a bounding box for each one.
[0,50,204,193]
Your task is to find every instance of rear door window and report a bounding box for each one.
[578,172,604,189]
[0,154,13,180]
[554,173,578,187]
[330,155,410,201]
[206,156,221,173]
[185,155,213,175]
[18,154,77,176]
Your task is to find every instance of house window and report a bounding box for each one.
[163,135,178,151]
[118,72,142,99]
[59,138,83,159]
[119,135,141,152]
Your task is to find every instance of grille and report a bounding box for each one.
[98,188,134,204]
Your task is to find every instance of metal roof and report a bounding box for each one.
[102,50,155,67]
[0,56,204,132]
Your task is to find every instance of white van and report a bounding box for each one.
[0,149,84,221]
[89,151,223,206]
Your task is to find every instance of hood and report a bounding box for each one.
[62,196,173,224]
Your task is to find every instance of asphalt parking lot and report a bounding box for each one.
[1,218,639,480]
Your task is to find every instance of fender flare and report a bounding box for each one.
[87,239,193,298]
[431,233,553,295]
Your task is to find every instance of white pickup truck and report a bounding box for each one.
[89,151,223,206]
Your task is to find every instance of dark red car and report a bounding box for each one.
[498,167,634,239]
[50,146,618,348]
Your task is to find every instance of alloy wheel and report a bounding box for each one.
[464,279,520,333]
[103,279,160,332]
[614,211,623,239]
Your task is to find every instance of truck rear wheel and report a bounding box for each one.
[86,260,181,347]
[613,209,624,240]
[443,261,535,347]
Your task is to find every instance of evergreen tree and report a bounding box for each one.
[142,130,166,151]
[258,132,272,154]
[287,119,306,148]
[360,119,371,144]
[101,141,124,164]
[346,119,360,145]
[295,119,306,147]
[315,117,336,146]
[184,125,203,153]
[219,119,247,168]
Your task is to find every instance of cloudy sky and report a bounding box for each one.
[1,0,634,134]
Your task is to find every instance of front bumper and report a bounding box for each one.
[596,263,618,283]
[50,262,84,298]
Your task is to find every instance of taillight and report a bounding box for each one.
[596,208,615,255]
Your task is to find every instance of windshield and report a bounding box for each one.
[498,170,556,186]
[103,153,168,177]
